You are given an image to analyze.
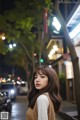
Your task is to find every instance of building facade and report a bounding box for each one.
[46,3,80,101]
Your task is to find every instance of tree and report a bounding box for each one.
[0,0,51,79]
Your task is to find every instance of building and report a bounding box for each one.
[46,3,80,101]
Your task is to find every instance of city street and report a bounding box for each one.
[9,95,64,120]
[0,0,80,120]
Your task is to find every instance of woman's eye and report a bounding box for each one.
[35,76,37,79]
[41,75,45,78]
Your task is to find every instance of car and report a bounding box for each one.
[0,92,12,112]
[0,82,17,101]
[19,81,28,95]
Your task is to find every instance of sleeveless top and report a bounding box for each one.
[26,93,55,120]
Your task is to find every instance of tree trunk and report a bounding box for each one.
[53,0,80,117]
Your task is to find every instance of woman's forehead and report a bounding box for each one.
[35,70,43,74]
[34,68,47,75]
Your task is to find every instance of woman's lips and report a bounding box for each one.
[36,84,40,87]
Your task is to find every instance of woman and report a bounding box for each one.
[26,65,62,120]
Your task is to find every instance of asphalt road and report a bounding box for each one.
[10,96,28,120]
[9,95,64,120]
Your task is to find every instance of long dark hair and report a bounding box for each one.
[28,65,62,112]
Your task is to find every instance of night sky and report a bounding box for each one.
[0,0,76,19]
[0,0,15,14]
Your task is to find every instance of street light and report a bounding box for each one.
[13,43,16,47]
[52,17,61,32]
[0,33,5,40]
[2,36,6,40]
[9,44,13,49]
[8,43,16,50]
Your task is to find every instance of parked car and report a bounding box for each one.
[19,81,28,95]
[0,92,12,112]
[0,82,17,101]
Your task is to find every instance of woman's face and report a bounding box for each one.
[34,71,48,90]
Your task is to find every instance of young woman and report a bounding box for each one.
[26,65,62,120]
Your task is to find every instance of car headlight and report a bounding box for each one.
[10,89,15,94]
[7,99,11,103]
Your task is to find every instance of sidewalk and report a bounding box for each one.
[58,101,78,120]
[56,114,64,120]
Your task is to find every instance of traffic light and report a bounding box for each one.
[40,58,44,63]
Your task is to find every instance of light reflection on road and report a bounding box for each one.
[10,96,28,120]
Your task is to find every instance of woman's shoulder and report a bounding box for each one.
[36,93,49,109]
[37,93,49,103]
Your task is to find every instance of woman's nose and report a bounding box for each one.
[35,76,40,81]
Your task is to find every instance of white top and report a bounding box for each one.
[37,94,49,120]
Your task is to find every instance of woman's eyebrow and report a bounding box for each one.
[36,73,43,75]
